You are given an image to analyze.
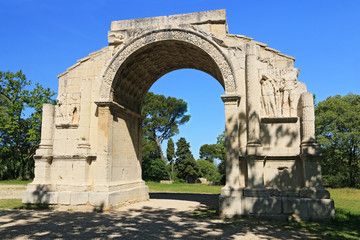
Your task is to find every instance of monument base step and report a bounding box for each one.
[22,184,149,211]
[219,195,335,221]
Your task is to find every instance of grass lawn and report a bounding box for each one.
[0,199,24,209]
[0,180,32,185]
[0,199,51,210]
[328,188,360,214]
[146,181,222,194]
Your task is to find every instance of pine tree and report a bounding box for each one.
[141,92,190,162]
[175,137,198,181]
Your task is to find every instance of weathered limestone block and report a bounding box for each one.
[108,9,228,45]
[70,192,89,205]
[58,191,71,205]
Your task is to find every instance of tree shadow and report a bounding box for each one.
[0,202,342,239]
[150,192,219,210]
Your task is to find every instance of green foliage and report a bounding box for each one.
[196,159,220,181]
[141,92,190,181]
[0,70,55,180]
[175,137,194,161]
[142,138,161,162]
[142,158,168,181]
[216,132,226,182]
[199,131,226,183]
[141,92,190,161]
[315,94,360,188]
[141,138,168,181]
[166,138,175,162]
[199,144,217,163]
[166,138,175,181]
[175,137,198,181]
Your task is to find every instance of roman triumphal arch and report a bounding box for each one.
[23,10,334,220]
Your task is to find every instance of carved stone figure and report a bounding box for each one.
[260,74,277,117]
[280,68,300,117]
[274,78,282,116]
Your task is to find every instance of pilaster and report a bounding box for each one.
[94,102,114,187]
[77,78,93,155]
[245,42,262,150]
[299,92,329,198]
[300,92,319,154]
[220,94,242,196]
[33,104,55,185]
[36,104,55,156]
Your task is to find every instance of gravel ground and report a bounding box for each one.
[0,185,26,199]
[0,186,318,239]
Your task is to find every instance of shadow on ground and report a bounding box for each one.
[150,192,219,209]
[0,193,330,239]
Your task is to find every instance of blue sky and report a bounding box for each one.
[1,0,359,160]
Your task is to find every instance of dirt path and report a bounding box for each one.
[0,186,318,239]
[0,185,26,199]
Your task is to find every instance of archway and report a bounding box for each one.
[94,29,240,204]
[23,10,333,221]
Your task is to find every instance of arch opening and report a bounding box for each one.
[144,68,225,161]
[111,40,225,113]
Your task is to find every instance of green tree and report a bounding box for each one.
[141,92,190,162]
[141,138,168,181]
[215,131,226,179]
[175,137,198,181]
[315,94,360,188]
[196,159,220,181]
[0,94,10,122]
[0,70,55,179]
[199,144,218,163]
[198,131,226,183]
[166,138,175,181]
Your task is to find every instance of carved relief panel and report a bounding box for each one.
[55,92,81,126]
[259,54,305,118]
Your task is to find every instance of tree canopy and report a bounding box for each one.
[196,159,221,181]
[0,70,55,179]
[199,144,218,163]
[141,92,190,162]
[315,94,360,188]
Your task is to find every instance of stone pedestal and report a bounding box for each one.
[23,180,149,208]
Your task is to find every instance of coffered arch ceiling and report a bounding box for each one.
[111,40,225,113]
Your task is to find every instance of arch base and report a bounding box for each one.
[22,183,149,210]
[219,195,334,221]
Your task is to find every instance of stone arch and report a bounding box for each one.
[99,29,236,110]
[23,10,334,221]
